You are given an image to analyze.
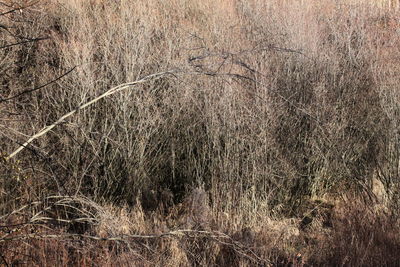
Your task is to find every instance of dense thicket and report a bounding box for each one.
[1,0,400,265]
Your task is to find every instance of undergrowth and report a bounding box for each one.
[1,0,400,266]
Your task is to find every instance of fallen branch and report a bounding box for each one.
[6,70,176,160]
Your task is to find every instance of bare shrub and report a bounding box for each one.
[2,0,400,265]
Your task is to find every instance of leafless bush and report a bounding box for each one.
[1,0,400,265]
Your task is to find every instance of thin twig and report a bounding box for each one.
[0,66,77,102]
[0,36,48,49]
[0,1,39,16]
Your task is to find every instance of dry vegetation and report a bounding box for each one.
[1,0,400,266]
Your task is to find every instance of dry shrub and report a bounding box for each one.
[1,0,400,265]
[307,199,400,266]
[2,0,394,212]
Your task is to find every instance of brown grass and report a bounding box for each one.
[1,0,400,266]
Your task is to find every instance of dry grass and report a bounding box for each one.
[1,0,400,265]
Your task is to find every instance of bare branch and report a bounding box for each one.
[6,70,177,160]
[0,36,48,49]
[0,66,77,102]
